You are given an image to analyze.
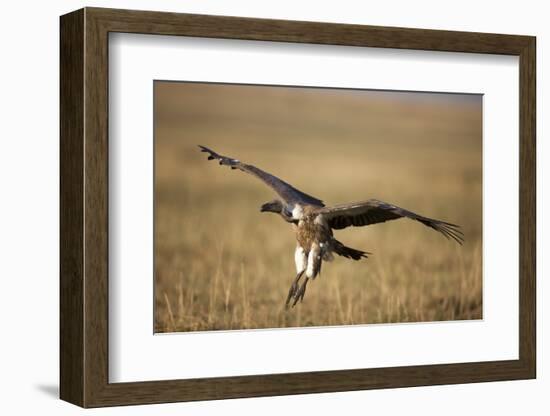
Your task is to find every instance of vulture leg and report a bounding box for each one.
[285,270,304,308]
[292,277,309,307]
[286,245,308,308]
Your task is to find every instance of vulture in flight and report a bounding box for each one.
[198,145,464,308]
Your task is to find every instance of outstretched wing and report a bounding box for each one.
[198,145,325,207]
[320,199,463,244]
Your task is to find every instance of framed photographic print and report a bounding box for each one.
[60,7,536,408]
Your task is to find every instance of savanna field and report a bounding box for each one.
[154,82,482,333]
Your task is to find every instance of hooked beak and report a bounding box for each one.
[260,201,278,213]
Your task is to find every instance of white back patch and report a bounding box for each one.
[291,205,304,220]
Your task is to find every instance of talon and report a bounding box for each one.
[285,271,304,308]
[285,282,298,308]
[292,278,309,307]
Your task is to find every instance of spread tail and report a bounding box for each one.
[333,240,370,261]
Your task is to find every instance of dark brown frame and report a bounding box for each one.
[60,7,536,408]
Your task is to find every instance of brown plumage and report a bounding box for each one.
[294,207,332,249]
[199,145,464,307]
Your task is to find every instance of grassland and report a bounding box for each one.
[154,82,482,333]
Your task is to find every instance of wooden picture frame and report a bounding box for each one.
[60,7,536,408]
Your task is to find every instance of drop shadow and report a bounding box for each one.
[35,384,59,399]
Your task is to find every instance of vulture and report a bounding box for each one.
[198,145,463,307]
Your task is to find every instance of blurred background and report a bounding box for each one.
[154,81,482,333]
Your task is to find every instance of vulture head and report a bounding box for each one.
[260,199,297,223]
[260,199,284,214]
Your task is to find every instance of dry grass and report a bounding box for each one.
[154,82,483,333]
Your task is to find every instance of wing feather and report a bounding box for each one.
[198,145,324,207]
[320,199,464,245]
